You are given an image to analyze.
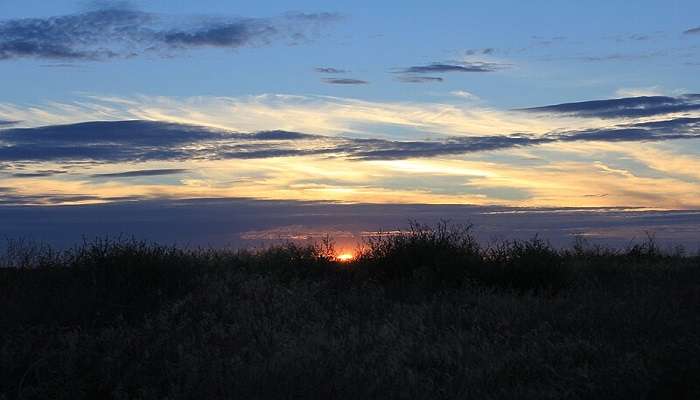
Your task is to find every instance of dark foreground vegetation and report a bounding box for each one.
[1,223,699,399]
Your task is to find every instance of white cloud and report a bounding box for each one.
[450,90,480,101]
[614,86,687,98]
[1,93,613,140]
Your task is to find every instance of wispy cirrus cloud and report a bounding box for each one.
[90,168,189,178]
[0,93,586,140]
[0,4,340,61]
[314,67,347,74]
[1,115,699,164]
[9,169,67,178]
[322,78,368,85]
[604,32,664,42]
[573,51,666,62]
[520,94,700,119]
[465,48,496,55]
[397,61,507,74]
[2,92,700,209]
[396,76,443,83]
[0,120,19,127]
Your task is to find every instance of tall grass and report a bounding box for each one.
[1,224,699,399]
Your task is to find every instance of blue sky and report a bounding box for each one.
[1,0,700,227]
[1,0,699,106]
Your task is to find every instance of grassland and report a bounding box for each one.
[1,223,699,399]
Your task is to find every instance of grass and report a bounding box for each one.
[1,223,699,399]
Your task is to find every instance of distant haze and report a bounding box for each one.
[1,199,698,252]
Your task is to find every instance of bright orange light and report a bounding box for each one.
[336,252,354,262]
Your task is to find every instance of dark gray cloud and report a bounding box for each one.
[246,130,317,140]
[348,117,700,159]
[2,197,699,249]
[10,169,67,178]
[520,94,700,119]
[684,26,700,35]
[90,168,189,178]
[396,76,443,83]
[0,120,224,162]
[0,186,141,205]
[0,5,339,61]
[397,61,506,74]
[2,114,700,165]
[322,78,368,85]
[347,136,548,160]
[0,120,19,127]
[315,67,346,74]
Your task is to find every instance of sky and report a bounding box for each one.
[1,1,700,247]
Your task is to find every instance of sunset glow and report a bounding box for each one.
[336,253,355,263]
[3,2,700,396]
[0,0,699,246]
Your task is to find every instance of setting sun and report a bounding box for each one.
[336,252,355,262]
[2,0,699,397]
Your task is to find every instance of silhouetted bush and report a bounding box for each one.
[0,238,204,328]
[237,239,337,282]
[356,221,482,288]
[625,232,666,261]
[480,237,570,293]
[1,229,699,399]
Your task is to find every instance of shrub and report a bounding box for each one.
[625,232,665,261]
[480,237,570,293]
[1,229,700,399]
[0,238,204,328]
[356,221,482,288]
[238,240,338,282]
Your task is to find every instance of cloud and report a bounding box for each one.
[315,67,346,74]
[606,33,659,42]
[0,119,346,163]
[2,197,700,248]
[396,76,443,83]
[9,170,67,178]
[0,120,18,127]
[627,34,651,41]
[0,5,339,61]
[352,117,700,159]
[683,27,700,35]
[1,93,585,140]
[40,64,83,68]
[3,93,700,154]
[348,135,548,160]
[90,168,189,178]
[571,51,666,62]
[451,90,479,100]
[2,115,700,164]
[529,35,567,47]
[322,78,368,85]
[0,185,140,205]
[248,130,317,140]
[520,94,700,119]
[0,120,223,162]
[614,86,666,98]
[397,61,506,74]
[465,48,496,55]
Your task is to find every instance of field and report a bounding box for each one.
[1,223,699,399]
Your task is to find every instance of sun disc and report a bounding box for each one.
[336,252,354,262]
